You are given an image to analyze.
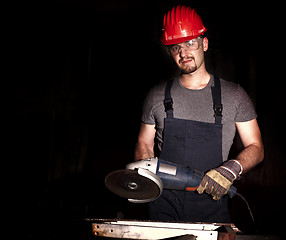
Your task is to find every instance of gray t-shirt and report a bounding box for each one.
[141,74,257,161]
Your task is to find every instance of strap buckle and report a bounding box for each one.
[164,98,173,112]
[213,104,223,117]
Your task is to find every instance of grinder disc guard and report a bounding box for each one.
[105,169,162,202]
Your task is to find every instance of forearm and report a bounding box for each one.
[134,141,154,161]
[235,143,264,174]
[234,119,264,174]
[134,123,156,161]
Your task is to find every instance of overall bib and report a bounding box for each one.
[149,76,231,223]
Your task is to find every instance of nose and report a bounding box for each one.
[179,47,188,58]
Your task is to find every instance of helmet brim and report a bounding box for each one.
[161,31,207,46]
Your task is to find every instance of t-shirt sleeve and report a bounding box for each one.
[235,85,257,122]
[141,83,166,125]
[141,89,157,125]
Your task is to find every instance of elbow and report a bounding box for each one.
[259,145,264,163]
[255,143,264,164]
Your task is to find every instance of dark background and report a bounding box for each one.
[9,0,285,239]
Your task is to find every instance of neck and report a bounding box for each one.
[180,66,210,90]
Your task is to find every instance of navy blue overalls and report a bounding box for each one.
[149,76,231,223]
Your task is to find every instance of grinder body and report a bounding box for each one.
[156,160,207,191]
[155,159,236,198]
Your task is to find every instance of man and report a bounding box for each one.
[134,5,264,223]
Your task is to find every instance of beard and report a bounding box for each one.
[180,64,198,74]
[179,57,198,74]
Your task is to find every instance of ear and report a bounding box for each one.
[202,37,208,52]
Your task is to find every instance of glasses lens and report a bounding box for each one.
[169,45,180,55]
[186,39,199,50]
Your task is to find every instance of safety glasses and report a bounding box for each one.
[168,37,203,56]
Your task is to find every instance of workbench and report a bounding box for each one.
[87,219,280,240]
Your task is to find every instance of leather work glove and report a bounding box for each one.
[197,160,242,200]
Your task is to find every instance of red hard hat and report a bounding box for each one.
[161,5,207,45]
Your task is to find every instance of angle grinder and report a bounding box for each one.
[105,158,237,203]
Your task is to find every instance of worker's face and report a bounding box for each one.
[170,37,208,74]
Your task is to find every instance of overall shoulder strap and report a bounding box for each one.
[211,76,223,124]
[164,79,174,118]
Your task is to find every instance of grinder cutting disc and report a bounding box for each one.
[105,169,161,201]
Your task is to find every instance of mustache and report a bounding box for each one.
[179,56,195,63]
